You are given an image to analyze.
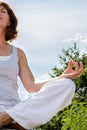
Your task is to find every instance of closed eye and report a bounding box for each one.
[0,9,7,14]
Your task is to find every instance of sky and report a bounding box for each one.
[2,0,87,78]
[1,0,87,98]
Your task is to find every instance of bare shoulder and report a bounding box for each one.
[17,48,25,57]
[17,47,27,61]
[16,47,28,66]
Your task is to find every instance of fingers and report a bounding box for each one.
[74,61,83,77]
[67,60,83,79]
[68,60,80,72]
[69,60,83,72]
[78,61,83,74]
[68,60,78,70]
[68,60,73,68]
[74,62,79,71]
[67,60,75,71]
[68,60,73,66]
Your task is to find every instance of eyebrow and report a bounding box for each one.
[0,6,7,10]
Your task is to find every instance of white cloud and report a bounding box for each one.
[62,33,87,44]
[62,33,87,57]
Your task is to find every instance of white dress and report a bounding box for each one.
[0,46,75,130]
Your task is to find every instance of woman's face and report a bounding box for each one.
[0,5,10,29]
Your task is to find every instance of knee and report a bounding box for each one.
[63,78,76,91]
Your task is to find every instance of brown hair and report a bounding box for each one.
[0,2,18,41]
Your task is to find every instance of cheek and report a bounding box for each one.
[4,16,10,26]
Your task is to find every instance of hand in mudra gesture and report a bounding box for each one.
[62,60,83,79]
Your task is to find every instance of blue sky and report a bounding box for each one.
[2,0,87,79]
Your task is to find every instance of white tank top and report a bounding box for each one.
[0,46,20,112]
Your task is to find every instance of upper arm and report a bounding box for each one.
[18,48,35,92]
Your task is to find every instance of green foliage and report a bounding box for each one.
[59,43,81,70]
[61,101,87,130]
[36,43,87,130]
[49,66,63,78]
[51,43,87,102]
[36,101,87,130]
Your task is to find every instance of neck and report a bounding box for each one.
[0,28,6,45]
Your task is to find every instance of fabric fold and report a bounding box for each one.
[6,78,75,130]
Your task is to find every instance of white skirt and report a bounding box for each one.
[6,78,75,130]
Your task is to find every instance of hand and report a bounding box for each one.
[61,60,83,79]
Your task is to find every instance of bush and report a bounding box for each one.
[36,43,87,130]
[61,101,87,130]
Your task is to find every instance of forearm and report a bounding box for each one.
[28,74,66,93]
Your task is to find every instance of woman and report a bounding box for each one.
[0,1,83,130]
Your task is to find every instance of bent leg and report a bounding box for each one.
[0,112,12,127]
[6,78,75,130]
[0,112,26,129]
[4,121,27,130]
